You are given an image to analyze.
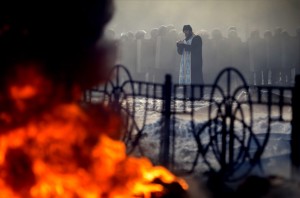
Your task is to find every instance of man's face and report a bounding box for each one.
[184,30,192,38]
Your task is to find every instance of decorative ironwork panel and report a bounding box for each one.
[84,65,165,164]
[83,65,293,182]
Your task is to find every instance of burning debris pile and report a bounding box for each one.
[0,1,188,197]
[0,74,188,197]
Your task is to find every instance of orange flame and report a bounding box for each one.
[0,67,188,198]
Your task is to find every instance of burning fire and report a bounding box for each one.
[0,66,188,198]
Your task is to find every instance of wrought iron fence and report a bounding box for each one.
[83,64,294,183]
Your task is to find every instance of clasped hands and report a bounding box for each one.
[176,40,184,47]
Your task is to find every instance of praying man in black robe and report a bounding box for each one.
[176,25,203,84]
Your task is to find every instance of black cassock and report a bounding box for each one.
[177,35,203,84]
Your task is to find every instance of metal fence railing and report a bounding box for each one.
[83,64,296,183]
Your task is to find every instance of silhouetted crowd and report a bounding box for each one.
[106,25,300,86]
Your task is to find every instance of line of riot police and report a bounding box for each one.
[105,26,300,86]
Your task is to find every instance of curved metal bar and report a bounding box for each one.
[86,65,293,182]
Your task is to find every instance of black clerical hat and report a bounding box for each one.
[183,25,192,32]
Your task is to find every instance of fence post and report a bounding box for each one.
[291,74,300,179]
[159,74,172,168]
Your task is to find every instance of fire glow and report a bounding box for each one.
[0,67,188,198]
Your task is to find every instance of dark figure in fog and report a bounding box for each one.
[177,25,203,84]
[148,28,159,82]
[210,29,228,80]
[166,29,181,83]
[226,30,244,75]
[248,30,264,85]
[199,30,214,84]
[271,27,283,84]
[135,30,157,82]
[281,30,294,85]
[124,31,137,78]
[262,30,273,85]
[166,24,175,32]
[135,30,147,81]
[153,25,168,82]
[225,29,251,85]
[116,33,128,64]
[162,28,177,75]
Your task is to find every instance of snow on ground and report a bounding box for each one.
[127,97,292,178]
[89,89,292,178]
